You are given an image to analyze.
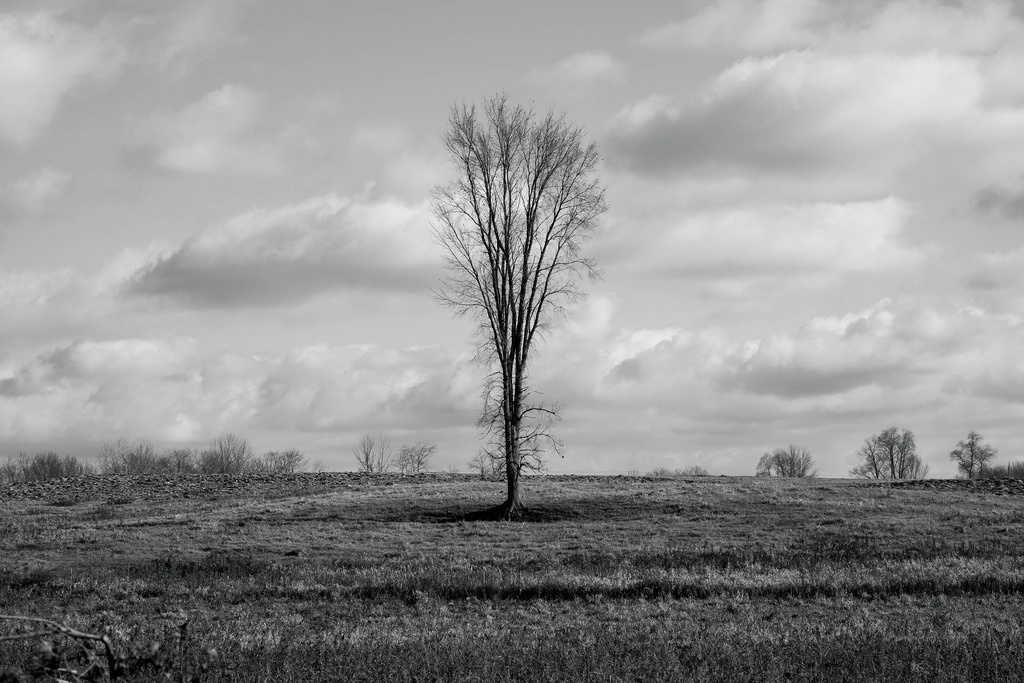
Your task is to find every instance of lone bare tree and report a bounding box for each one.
[432,95,606,519]
[353,434,393,473]
[259,448,308,474]
[200,434,254,474]
[850,427,928,479]
[396,441,436,475]
[756,446,817,477]
[949,431,997,479]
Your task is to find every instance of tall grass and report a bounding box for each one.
[4,476,1024,680]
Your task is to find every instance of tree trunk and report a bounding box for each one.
[501,460,523,519]
[498,416,525,520]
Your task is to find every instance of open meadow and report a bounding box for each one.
[3,473,1024,681]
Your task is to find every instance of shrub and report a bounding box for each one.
[1,451,95,483]
[255,449,308,474]
[468,449,503,477]
[200,435,254,474]
[354,435,394,473]
[98,437,306,476]
[850,427,927,479]
[979,461,1024,479]
[396,442,436,475]
[756,446,817,478]
[100,439,161,474]
[647,466,710,478]
[949,431,997,480]
[162,448,198,474]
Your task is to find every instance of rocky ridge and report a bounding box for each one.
[880,478,1024,495]
[2,472,1023,504]
[0,472,477,504]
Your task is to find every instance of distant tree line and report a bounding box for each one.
[848,427,1010,480]
[0,451,95,483]
[1,434,311,484]
[751,428,1016,480]
[647,466,711,478]
[948,431,997,479]
[757,446,817,478]
[353,434,436,474]
[100,435,309,476]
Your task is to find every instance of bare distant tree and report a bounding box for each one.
[353,434,394,473]
[850,427,928,479]
[100,439,159,474]
[0,455,19,484]
[259,449,308,474]
[468,449,504,478]
[165,448,197,474]
[949,431,997,479]
[432,95,607,519]
[756,446,817,478]
[1,452,94,482]
[99,438,131,474]
[648,466,710,477]
[200,434,254,474]
[396,441,435,475]
[979,460,1024,479]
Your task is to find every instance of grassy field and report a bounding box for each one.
[2,473,1024,681]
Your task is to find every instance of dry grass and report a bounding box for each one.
[2,474,1024,680]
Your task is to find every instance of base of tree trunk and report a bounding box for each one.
[464,499,527,522]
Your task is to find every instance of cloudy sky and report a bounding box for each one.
[2,0,1023,476]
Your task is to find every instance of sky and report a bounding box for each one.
[1,0,1023,477]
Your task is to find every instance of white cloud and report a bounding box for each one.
[981,44,1024,107]
[350,124,448,199]
[0,267,75,314]
[150,0,246,74]
[828,0,1023,55]
[617,1,1024,203]
[0,337,479,452]
[0,337,199,440]
[253,344,480,432]
[973,178,1024,220]
[2,292,1023,476]
[125,84,284,175]
[125,192,438,307]
[628,196,920,277]
[962,247,1024,316]
[528,51,625,89]
[641,0,1022,55]
[0,167,71,220]
[610,50,1024,189]
[0,12,123,145]
[0,245,175,345]
[527,297,1024,475]
[640,0,826,53]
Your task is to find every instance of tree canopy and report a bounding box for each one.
[432,95,606,518]
[949,431,997,479]
[850,427,928,479]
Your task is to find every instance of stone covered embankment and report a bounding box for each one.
[0,472,485,504]
[2,471,1024,504]
[880,478,1024,495]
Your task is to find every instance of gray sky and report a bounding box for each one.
[2,0,1023,475]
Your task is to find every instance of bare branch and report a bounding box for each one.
[432,95,605,515]
[850,427,928,479]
